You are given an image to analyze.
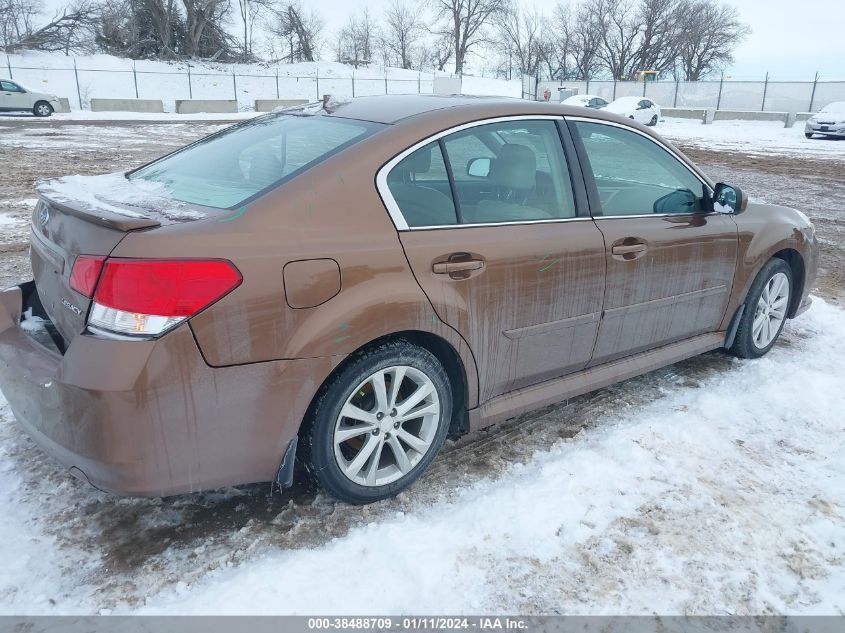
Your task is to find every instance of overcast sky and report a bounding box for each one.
[42,0,845,79]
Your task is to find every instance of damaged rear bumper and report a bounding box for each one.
[0,283,340,497]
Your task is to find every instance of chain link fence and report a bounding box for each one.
[537,76,845,113]
[3,55,441,111]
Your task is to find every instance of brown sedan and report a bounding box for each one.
[0,96,817,504]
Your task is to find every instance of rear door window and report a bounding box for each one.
[441,120,576,224]
[385,142,458,227]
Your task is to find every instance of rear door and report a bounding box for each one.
[568,118,738,365]
[381,116,607,403]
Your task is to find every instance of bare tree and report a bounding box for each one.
[3,1,97,53]
[382,0,424,69]
[677,0,748,79]
[432,0,504,75]
[631,0,687,76]
[584,0,642,79]
[267,1,321,62]
[336,7,379,67]
[0,0,40,50]
[495,2,545,78]
[182,0,236,59]
[237,0,274,61]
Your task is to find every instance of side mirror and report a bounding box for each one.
[712,183,748,214]
[467,157,491,178]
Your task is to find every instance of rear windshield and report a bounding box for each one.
[130,114,382,209]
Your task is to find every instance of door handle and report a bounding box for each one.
[432,254,485,279]
[611,243,647,255]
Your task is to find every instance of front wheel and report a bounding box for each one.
[804,132,814,139]
[33,101,53,117]
[649,114,658,126]
[730,258,792,359]
[300,340,452,503]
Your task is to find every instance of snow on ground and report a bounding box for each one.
[660,118,845,162]
[130,300,845,615]
[1,299,838,615]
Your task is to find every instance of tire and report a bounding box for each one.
[649,114,658,126]
[629,115,635,119]
[730,258,792,359]
[805,132,814,139]
[33,101,53,117]
[300,340,453,504]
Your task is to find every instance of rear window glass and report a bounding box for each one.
[130,114,381,209]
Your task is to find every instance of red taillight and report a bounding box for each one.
[70,255,106,298]
[93,259,242,317]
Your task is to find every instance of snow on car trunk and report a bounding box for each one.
[134,299,845,615]
[29,173,210,345]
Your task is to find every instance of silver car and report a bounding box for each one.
[0,79,61,117]
[805,101,845,139]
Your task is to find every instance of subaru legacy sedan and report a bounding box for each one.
[0,95,817,504]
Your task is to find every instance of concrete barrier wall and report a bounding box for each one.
[175,99,238,114]
[55,97,71,113]
[662,107,708,123]
[713,110,789,124]
[795,112,813,122]
[90,98,164,113]
[255,99,309,112]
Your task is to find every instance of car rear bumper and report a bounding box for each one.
[0,283,341,497]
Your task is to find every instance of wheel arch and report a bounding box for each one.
[771,248,805,318]
[299,329,473,442]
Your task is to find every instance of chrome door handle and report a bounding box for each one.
[432,260,484,274]
[611,243,647,255]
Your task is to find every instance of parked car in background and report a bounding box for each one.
[805,102,845,139]
[0,79,60,116]
[605,96,661,126]
[0,95,817,504]
[562,94,609,109]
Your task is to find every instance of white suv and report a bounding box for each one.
[0,79,61,117]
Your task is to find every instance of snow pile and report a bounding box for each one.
[136,299,845,615]
[36,172,204,221]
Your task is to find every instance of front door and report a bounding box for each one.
[0,81,30,110]
[569,119,738,365]
[382,117,607,402]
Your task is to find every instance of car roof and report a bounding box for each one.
[322,94,623,125]
[610,96,643,104]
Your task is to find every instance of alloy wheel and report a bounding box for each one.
[752,271,789,349]
[333,365,440,487]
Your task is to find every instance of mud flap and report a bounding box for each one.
[724,304,745,349]
[274,437,298,488]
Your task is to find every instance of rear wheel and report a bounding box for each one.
[730,258,792,359]
[33,101,53,117]
[300,340,452,504]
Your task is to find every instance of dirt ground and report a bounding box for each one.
[0,120,843,610]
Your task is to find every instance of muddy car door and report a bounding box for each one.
[569,118,738,365]
[380,117,607,403]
